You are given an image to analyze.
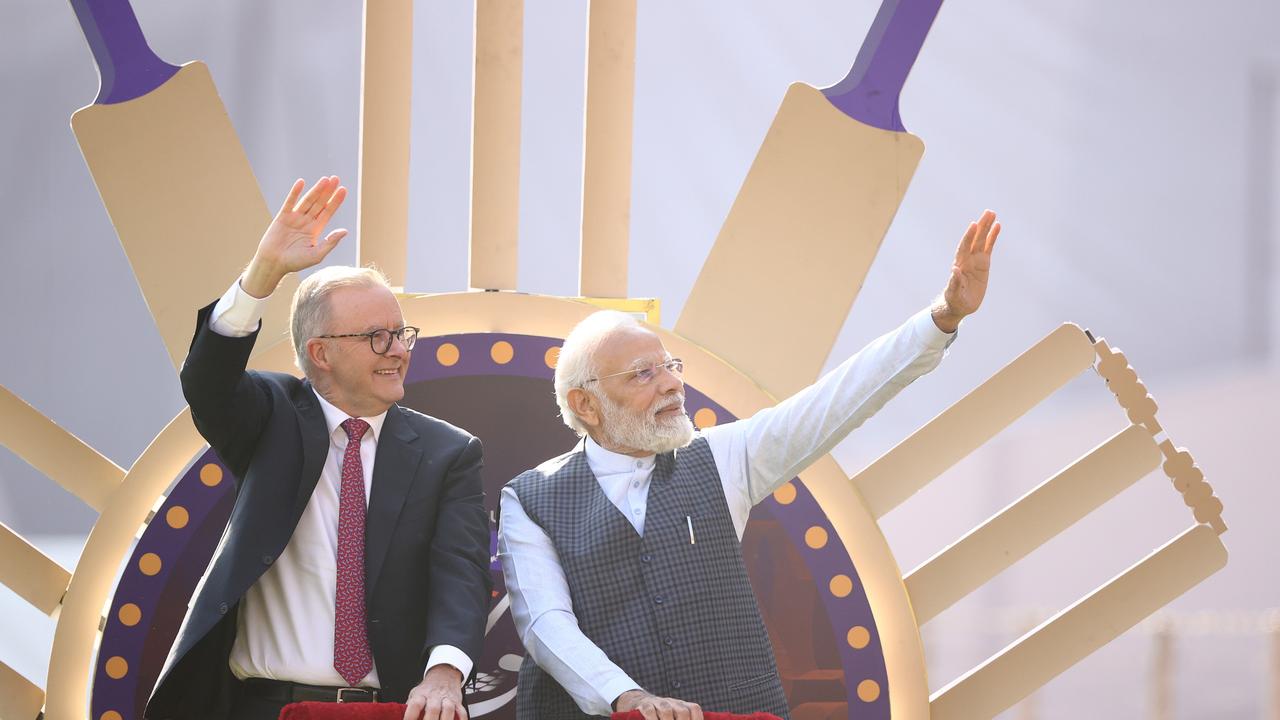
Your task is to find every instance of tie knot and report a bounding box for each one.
[342,418,370,442]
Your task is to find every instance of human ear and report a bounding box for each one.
[307,338,331,372]
[567,387,601,429]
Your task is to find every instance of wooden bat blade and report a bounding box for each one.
[0,522,72,616]
[905,424,1163,625]
[0,661,44,720]
[674,82,924,399]
[0,382,124,511]
[71,62,293,370]
[929,524,1228,718]
[851,323,1097,518]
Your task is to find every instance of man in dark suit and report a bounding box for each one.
[147,177,490,720]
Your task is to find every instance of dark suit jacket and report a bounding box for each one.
[146,302,491,720]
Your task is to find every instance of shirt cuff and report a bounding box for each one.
[913,307,958,349]
[208,278,271,337]
[599,675,643,715]
[424,645,473,684]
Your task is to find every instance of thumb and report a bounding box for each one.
[318,229,348,256]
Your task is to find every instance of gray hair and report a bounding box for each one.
[290,265,391,376]
[554,310,644,435]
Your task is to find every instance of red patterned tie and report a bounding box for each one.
[335,418,373,686]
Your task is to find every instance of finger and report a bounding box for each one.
[294,176,332,215]
[403,695,426,720]
[689,703,703,720]
[984,221,1001,254]
[971,210,996,253]
[315,185,349,226]
[658,705,675,720]
[425,696,444,720]
[440,698,457,720]
[455,700,469,720]
[278,179,306,217]
[639,705,659,720]
[955,222,977,261]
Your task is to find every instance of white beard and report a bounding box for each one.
[597,391,695,455]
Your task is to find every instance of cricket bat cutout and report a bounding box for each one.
[676,0,943,400]
[68,0,294,371]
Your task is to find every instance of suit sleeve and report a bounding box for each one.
[423,436,492,674]
[179,300,273,479]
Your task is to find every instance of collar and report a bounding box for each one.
[312,387,389,442]
[584,434,655,474]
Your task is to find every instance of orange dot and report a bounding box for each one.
[847,626,870,649]
[857,679,881,702]
[436,342,460,366]
[104,656,128,679]
[101,712,124,720]
[138,553,162,576]
[199,463,222,487]
[544,346,561,369]
[773,482,797,505]
[165,506,189,529]
[490,341,514,365]
[118,603,142,627]
[804,526,828,549]
[693,408,718,428]
[829,574,853,598]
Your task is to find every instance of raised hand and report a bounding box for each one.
[241,177,349,297]
[932,209,1001,333]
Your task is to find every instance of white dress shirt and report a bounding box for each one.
[498,307,954,716]
[207,280,471,686]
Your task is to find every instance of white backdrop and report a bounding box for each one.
[2,1,1277,717]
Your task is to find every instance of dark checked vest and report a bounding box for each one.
[508,437,790,719]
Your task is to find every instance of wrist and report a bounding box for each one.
[425,663,464,685]
[930,300,964,334]
[240,257,285,299]
[613,688,646,712]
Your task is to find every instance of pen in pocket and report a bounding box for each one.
[686,515,696,545]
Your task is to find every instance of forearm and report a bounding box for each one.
[521,611,641,716]
[738,307,953,502]
[424,438,492,668]
[498,488,638,716]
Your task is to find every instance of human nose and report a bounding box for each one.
[656,364,682,393]
[384,332,409,357]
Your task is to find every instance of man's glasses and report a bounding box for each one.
[315,326,420,355]
[585,358,684,386]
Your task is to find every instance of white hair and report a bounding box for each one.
[290,265,391,376]
[554,310,644,435]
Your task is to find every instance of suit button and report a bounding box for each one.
[261,554,274,565]
[641,554,652,563]
[672,680,682,689]
[653,595,664,605]
[664,637,674,647]
[218,602,228,615]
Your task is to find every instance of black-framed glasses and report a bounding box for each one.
[585,358,683,386]
[315,326,420,355]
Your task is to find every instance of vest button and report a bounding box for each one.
[672,680,682,689]
[261,554,274,565]
[664,636,674,647]
[641,553,652,563]
[654,595,664,605]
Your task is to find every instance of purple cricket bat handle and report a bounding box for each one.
[69,0,180,104]
[822,0,945,132]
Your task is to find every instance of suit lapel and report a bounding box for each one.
[292,382,330,522]
[365,404,422,597]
